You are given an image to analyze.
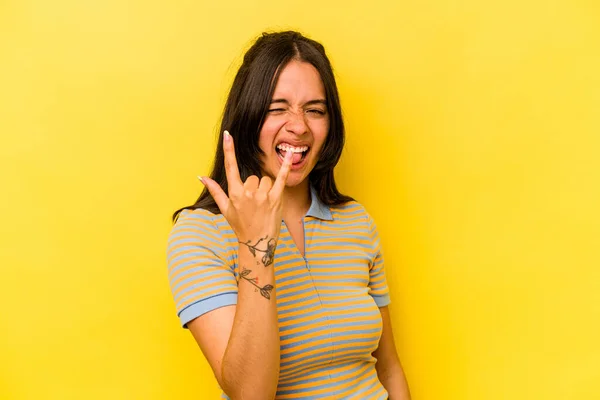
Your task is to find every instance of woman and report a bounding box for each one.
[167,31,411,400]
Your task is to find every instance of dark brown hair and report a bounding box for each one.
[173,30,352,221]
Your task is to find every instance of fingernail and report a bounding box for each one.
[224,130,231,142]
[285,150,293,160]
[197,176,205,184]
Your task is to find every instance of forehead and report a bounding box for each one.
[272,60,325,98]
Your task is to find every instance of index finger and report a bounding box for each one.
[223,131,242,190]
[271,149,293,196]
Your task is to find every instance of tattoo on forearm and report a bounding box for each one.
[239,267,274,300]
[240,235,276,266]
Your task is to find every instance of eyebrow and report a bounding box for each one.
[270,98,327,106]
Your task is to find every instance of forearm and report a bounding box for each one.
[377,362,411,400]
[221,243,280,400]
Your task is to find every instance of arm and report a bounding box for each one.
[185,132,293,400]
[188,242,280,400]
[372,306,411,400]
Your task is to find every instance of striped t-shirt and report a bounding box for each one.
[167,187,391,399]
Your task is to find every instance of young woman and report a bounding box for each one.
[167,31,411,400]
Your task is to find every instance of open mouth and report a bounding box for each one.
[276,143,310,165]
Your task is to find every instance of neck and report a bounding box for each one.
[282,179,311,221]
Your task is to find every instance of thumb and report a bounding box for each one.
[198,176,229,215]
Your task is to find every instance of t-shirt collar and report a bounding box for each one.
[306,186,333,221]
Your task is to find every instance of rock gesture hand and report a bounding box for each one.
[200,131,293,267]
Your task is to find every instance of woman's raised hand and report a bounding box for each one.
[200,131,293,266]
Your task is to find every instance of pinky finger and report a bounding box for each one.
[271,150,293,196]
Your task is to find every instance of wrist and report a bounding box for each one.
[237,234,278,268]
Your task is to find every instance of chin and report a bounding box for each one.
[284,174,308,188]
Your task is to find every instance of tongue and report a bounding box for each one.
[289,151,302,164]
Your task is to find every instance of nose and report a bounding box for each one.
[284,111,309,135]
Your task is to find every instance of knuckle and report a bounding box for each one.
[257,191,268,200]
[229,188,241,200]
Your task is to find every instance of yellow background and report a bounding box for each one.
[1,0,599,399]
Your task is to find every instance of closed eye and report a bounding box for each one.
[268,108,326,115]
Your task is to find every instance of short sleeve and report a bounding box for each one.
[166,209,238,328]
[366,213,391,307]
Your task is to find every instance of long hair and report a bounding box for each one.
[173,31,353,221]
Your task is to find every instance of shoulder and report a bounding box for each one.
[329,200,382,248]
[171,207,233,232]
[169,208,220,237]
[167,208,233,256]
[329,200,375,224]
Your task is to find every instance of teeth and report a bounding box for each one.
[276,144,308,153]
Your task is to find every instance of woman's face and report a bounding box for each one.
[258,60,329,188]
